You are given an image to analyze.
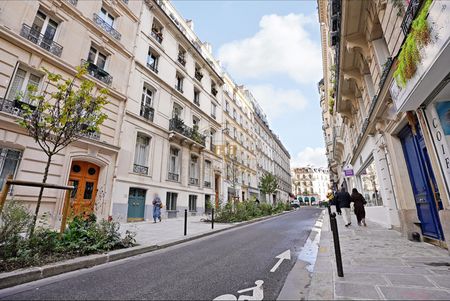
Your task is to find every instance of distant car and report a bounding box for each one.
[290,200,300,208]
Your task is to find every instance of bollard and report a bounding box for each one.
[327,204,332,216]
[330,212,344,277]
[211,208,214,229]
[184,209,187,236]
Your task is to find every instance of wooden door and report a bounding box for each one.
[68,161,100,218]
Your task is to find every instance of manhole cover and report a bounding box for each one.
[425,262,450,267]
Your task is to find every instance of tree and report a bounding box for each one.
[18,65,109,236]
[259,172,278,203]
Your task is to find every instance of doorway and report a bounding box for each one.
[127,188,146,222]
[68,161,100,217]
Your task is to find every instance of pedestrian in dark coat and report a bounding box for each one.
[333,193,342,215]
[351,188,367,226]
[336,187,352,226]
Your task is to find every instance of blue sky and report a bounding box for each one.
[172,0,326,167]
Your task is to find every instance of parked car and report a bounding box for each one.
[290,199,300,208]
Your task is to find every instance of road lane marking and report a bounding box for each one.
[270,250,291,273]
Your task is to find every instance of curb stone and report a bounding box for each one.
[0,209,297,290]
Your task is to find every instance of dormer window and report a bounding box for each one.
[194,64,203,82]
[151,19,163,43]
[178,46,186,66]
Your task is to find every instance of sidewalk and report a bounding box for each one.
[308,211,450,300]
[119,214,232,245]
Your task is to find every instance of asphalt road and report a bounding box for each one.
[0,208,322,300]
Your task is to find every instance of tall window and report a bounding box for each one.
[189,195,197,212]
[194,88,200,106]
[204,160,211,188]
[151,19,163,43]
[168,147,180,181]
[211,81,218,96]
[225,101,229,112]
[189,154,199,185]
[166,192,177,210]
[192,116,200,127]
[140,85,154,121]
[195,64,203,81]
[210,129,216,152]
[0,148,22,189]
[172,103,183,118]
[87,46,107,70]
[211,102,217,119]
[133,134,150,175]
[147,48,159,73]
[7,67,41,103]
[30,10,59,49]
[233,109,237,120]
[175,72,184,93]
[178,46,186,66]
[99,8,114,26]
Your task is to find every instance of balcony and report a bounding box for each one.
[79,130,100,141]
[133,164,148,175]
[189,177,199,185]
[401,0,421,36]
[140,105,154,122]
[178,54,186,66]
[169,118,206,147]
[82,59,112,85]
[20,24,63,57]
[93,13,121,41]
[195,70,203,81]
[151,29,163,44]
[168,172,179,182]
[0,98,36,117]
[147,62,158,74]
[67,0,78,6]
[211,87,218,97]
[204,181,211,188]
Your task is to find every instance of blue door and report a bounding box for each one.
[399,125,444,240]
[127,188,146,222]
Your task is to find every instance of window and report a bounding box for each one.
[225,101,229,112]
[151,19,164,43]
[140,85,154,121]
[233,109,237,120]
[210,129,216,152]
[7,67,41,103]
[28,10,59,52]
[147,48,159,73]
[189,195,197,211]
[211,81,218,96]
[172,102,183,118]
[166,192,177,210]
[0,148,22,190]
[168,147,180,181]
[87,46,107,70]
[99,8,114,27]
[133,134,150,175]
[189,154,199,185]
[204,160,211,187]
[178,46,186,66]
[194,88,200,106]
[192,116,200,127]
[359,159,383,206]
[175,72,184,93]
[195,64,203,81]
[211,102,217,119]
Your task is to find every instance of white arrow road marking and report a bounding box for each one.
[270,250,291,272]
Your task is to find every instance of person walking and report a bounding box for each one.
[336,187,352,226]
[332,191,342,215]
[152,193,162,223]
[351,188,367,226]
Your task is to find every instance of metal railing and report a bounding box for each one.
[168,172,179,182]
[66,0,78,6]
[93,13,121,40]
[133,164,148,175]
[151,30,163,43]
[169,118,206,147]
[79,130,100,141]
[81,59,112,85]
[0,98,35,117]
[147,62,158,73]
[189,177,199,185]
[204,181,211,188]
[140,105,154,122]
[401,0,421,36]
[20,24,63,57]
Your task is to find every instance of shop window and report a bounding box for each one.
[359,159,383,206]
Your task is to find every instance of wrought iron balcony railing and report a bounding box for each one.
[189,177,199,185]
[79,131,100,141]
[93,13,121,40]
[81,59,112,85]
[20,24,63,57]
[147,62,159,73]
[133,164,148,175]
[401,0,421,36]
[0,98,35,117]
[169,118,206,146]
[168,172,179,182]
[151,30,163,43]
[140,105,154,122]
[204,181,211,188]
[66,0,78,6]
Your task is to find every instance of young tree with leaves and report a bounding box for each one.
[18,65,109,237]
[259,172,278,204]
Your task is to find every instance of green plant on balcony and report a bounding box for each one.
[393,0,433,87]
[172,114,185,130]
[329,98,335,114]
[191,124,203,144]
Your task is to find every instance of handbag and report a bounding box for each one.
[160,203,163,209]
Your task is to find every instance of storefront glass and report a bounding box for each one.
[359,160,383,206]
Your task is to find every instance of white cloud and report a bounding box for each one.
[291,147,327,168]
[218,13,322,84]
[248,84,308,120]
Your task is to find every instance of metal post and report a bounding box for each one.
[60,181,73,235]
[0,175,13,214]
[327,204,332,216]
[330,212,344,277]
[184,209,187,236]
[212,208,214,229]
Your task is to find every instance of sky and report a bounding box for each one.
[172,0,327,168]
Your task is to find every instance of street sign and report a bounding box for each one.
[343,164,354,177]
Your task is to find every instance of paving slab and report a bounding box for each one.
[379,286,450,300]
[385,274,436,287]
[335,282,382,300]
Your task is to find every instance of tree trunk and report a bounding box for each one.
[29,154,52,237]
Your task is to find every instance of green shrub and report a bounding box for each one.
[0,201,32,259]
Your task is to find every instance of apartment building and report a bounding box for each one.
[292,167,330,203]
[319,0,450,251]
[272,134,292,203]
